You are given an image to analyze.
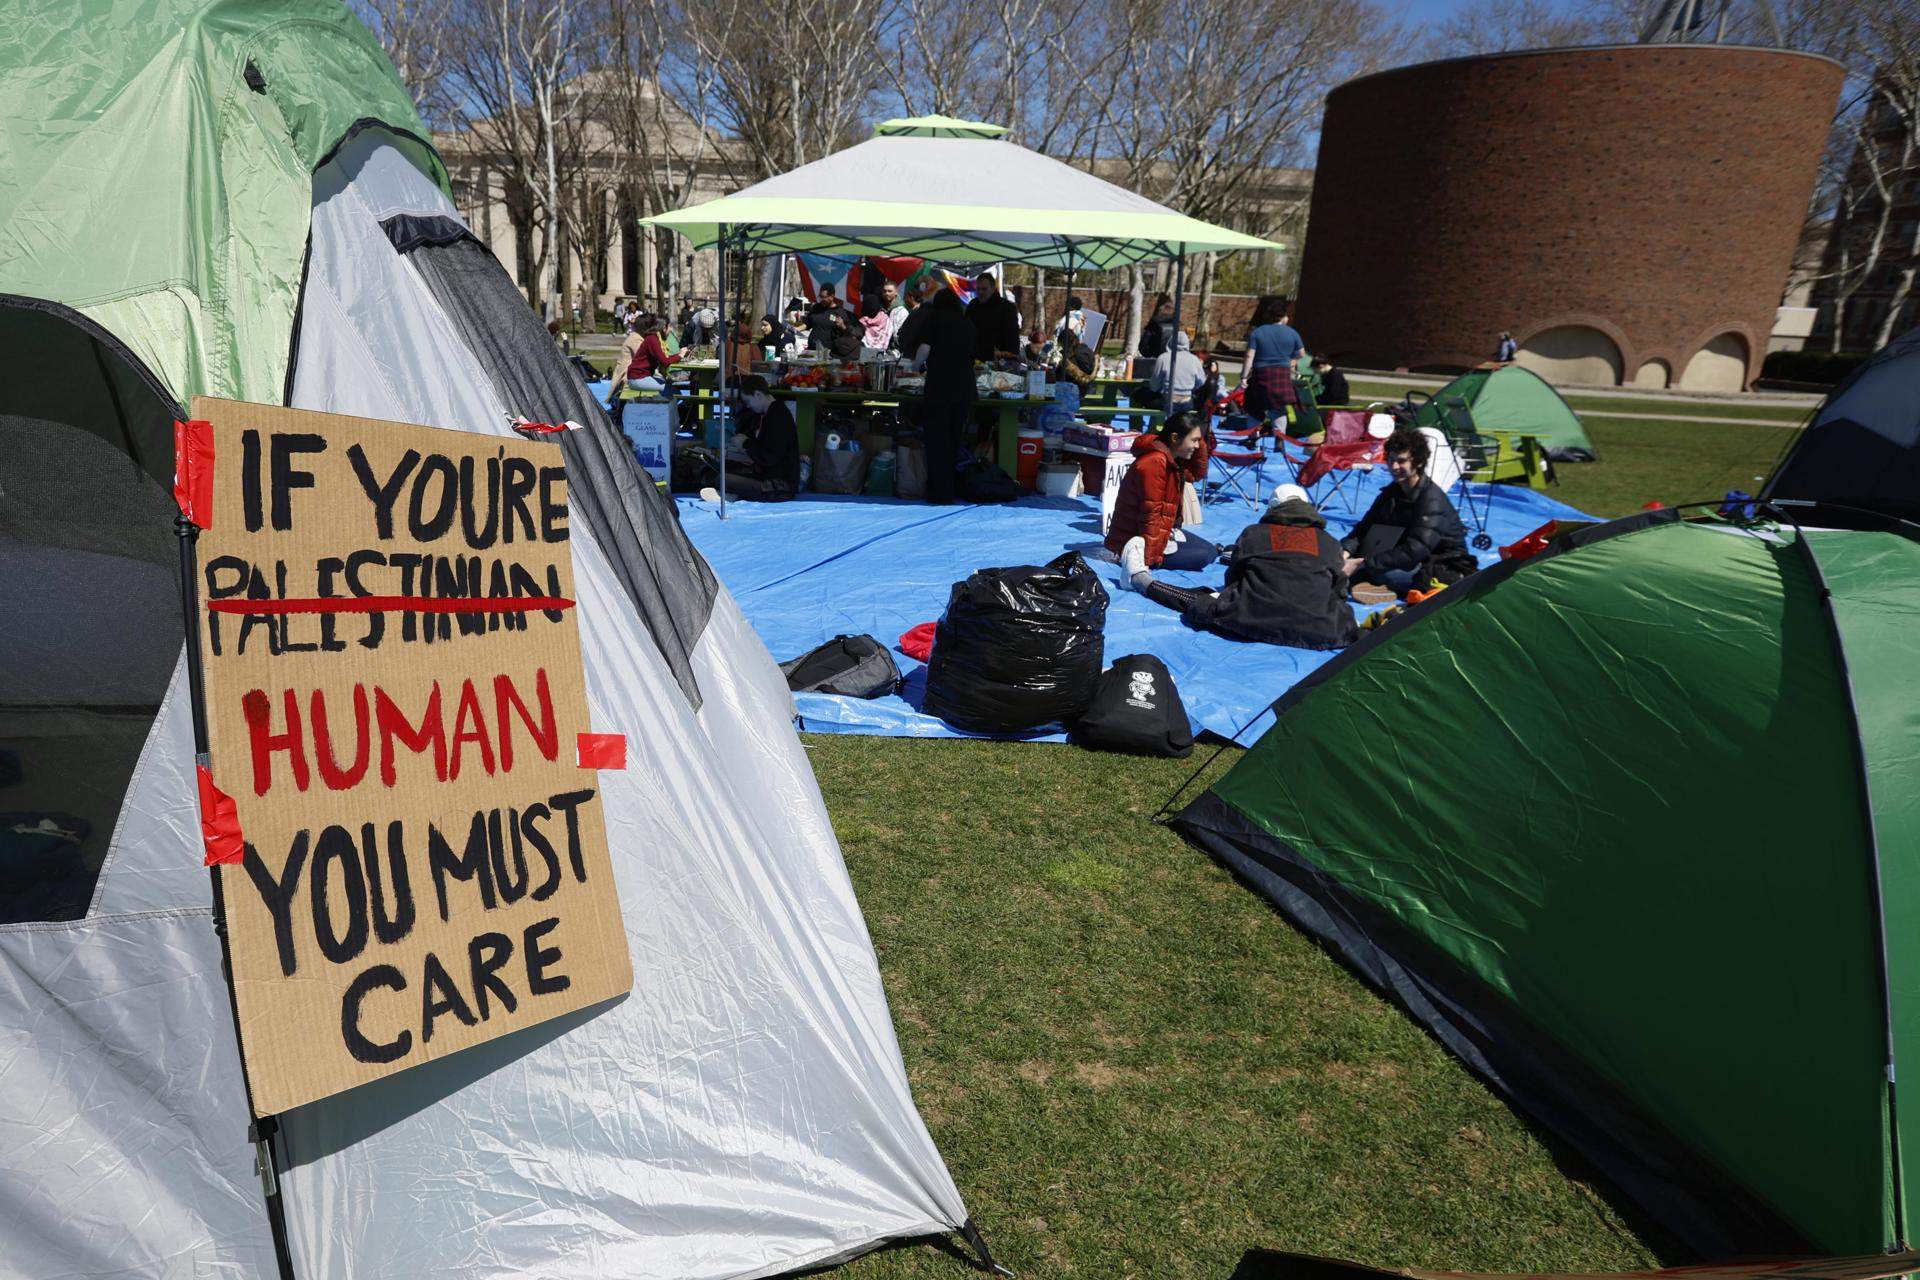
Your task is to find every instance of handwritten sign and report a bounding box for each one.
[186,397,630,1117]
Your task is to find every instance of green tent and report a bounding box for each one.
[1413,365,1594,461]
[1174,510,1920,1257]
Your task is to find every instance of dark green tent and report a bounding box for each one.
[1174,509,1919,1256]
[1413,365,1595,461]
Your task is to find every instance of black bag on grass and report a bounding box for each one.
[1069,654,1193,758]
[780,634,901,699]
[923,552,1107,733]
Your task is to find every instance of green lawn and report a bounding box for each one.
[1547,417,1791,519]
[1343,377,1814,424]
[810,738,1661,1279]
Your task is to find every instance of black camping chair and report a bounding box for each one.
[1405,390,1500,551]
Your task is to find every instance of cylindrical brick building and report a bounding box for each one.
[1294,45,1843,391]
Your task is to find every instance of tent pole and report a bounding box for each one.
[716,228,730,520]
[1168,245,1188,410]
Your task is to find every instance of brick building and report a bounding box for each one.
[1294,45,1843,390]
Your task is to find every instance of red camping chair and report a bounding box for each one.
[1281,408,1385,512]
[1201,412,1269,510]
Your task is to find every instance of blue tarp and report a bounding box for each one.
[677,459,1593,745]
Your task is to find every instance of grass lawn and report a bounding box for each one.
[1546,417,1791,519]
[809,738,1660,1279]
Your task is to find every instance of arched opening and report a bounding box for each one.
[1515,326,1623,386]
[1632,359,1671,389]
[1679,332,1749,392]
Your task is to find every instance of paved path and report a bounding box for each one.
[1580,410,1804,428]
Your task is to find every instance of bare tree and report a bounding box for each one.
[353,0,456,124]
[1430,0,1631,55]
[441,0,601,316]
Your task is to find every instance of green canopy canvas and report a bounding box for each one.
[1174,509,1920,1257]
[1413,365,1594,461]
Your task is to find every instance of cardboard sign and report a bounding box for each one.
[186,397,631,1117]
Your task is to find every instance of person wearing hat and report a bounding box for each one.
[1124,483,1358,649]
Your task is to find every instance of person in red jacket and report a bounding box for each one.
[610,315,682,400]
[1105,413,1220,580]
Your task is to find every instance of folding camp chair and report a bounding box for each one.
[1420,391,1501,550]
[1279,408,1383,514]
[1202,412,1269,510]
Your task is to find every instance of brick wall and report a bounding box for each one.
[1293,45,1843,386]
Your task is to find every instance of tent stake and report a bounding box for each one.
[960,1217,1015,1277]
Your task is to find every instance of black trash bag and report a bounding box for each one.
[1069,654,1193,758]
[780,634,901,699]
[923,552,1108,733]
[956,458,1024,503]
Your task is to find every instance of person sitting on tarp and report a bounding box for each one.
[699,374,799,502]
[1341,429,1477,596]
[1126,484,1357,649]
[1110,414,1219,577]
[1149,330,1208,412]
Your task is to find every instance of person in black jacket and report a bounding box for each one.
[966,273,1021,360]
[908,289,978,504]
[1130,485,1357,649]
[1137,293,1175,360]
[1341,429,1477,595]
[699,374,799,501]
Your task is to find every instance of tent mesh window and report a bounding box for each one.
[0,302,183,922]
[400,233,719,708]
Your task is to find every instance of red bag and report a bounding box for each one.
[897,621,937,663]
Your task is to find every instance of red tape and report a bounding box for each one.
[173,419,214,527]
[576,732,627,770]
[207,595,574,616]
[195,764,244,866]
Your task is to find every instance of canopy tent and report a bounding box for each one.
[0,5,986,1278]
[874,114,1009,138]
[1173,508,1920,1257]
[642,127,1281,268]
[1412,364,1595,461]
[1767,325,1920,525]
[643,118,1283,512]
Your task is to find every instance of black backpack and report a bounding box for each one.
[779,634,901,699]
[1069,654,1193,758]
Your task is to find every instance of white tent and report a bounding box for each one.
[0,5,987,1277]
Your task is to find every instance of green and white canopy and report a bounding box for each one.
[642,121,1282,270]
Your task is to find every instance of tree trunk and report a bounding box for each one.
[1034,268,1047,341]
[1194,252,1217,351]
[1874,265,1915,349]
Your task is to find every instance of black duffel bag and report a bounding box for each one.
[780,634,901,699]
[1069,653,1193,758]
[922,552,1107,734]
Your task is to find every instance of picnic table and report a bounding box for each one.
[641,365,1164,479]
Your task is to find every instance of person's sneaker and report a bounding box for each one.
[698,486,722,503]
[1120,536,1150,589]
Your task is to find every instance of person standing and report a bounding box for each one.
[859,295,893,354]
[883,281,908,349]
[908,288,977,504]
[966,272,1021,360]
[806,284,846,350]
[1239,295,1306,434]
[1495,330,1518,363]
[1137,292,1175,361]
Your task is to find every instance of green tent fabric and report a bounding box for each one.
[873,115,1009,138]
[1413,365,1594,461]
[0,0,439,405]
[1174,510,1920,1257]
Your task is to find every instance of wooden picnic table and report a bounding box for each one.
[643,372,1164,480]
